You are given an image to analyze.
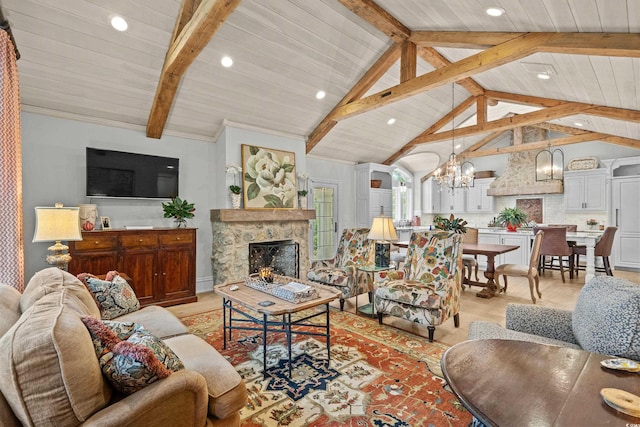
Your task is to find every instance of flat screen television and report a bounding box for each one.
[86,147,179,199]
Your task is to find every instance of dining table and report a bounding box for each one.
[394,241,519,299]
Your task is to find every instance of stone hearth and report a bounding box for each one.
[210,209,315,285]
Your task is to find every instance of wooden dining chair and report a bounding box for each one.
[495,230,544,303]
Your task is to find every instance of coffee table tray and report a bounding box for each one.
[244,274,319,303]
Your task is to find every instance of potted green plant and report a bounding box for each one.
[496,207,528,232]
[162,196,195,228]
[434,214,468,234]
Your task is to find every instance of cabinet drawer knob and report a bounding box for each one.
[162,272,166,276]
[176,237,181,241]
[138,239,143,242]
[94,241,100,245]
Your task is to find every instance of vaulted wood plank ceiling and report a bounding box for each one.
[3,0,639,175]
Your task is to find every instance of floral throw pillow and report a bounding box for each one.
[81,316,184,394]
[78,271,140,320]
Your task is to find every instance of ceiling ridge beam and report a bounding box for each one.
[487,90,640,123]
[383,95,476,165]
[147,0,241,139]
[412,102,594,145]
[306,43,401,153]
[329,32,562,122]
[411,31,640,57]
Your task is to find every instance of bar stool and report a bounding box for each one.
[533,226,574,282]
[573,227,617,276]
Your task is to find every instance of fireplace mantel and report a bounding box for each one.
[210,209,315,222]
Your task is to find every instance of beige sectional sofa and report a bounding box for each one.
[0,268,247,426]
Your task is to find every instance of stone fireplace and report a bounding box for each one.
[210,209,315,285]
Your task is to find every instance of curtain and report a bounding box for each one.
[0,30,24,291]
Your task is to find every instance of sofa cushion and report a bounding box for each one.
[116,305,189,339]
[0,288,111,426]
[20,267,100,318]
[0,284,21,337]
[164,334,247,420]
[572,276,640,361]
[82,317,184,394]
[81,274,140,320]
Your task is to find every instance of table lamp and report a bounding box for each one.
[368,216,398,268]
[33,203,82,270]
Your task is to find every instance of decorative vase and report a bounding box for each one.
[506,223,517,232]
[78,204,98,231]
[299,195,307,209]
[174,218,187,228]
[231,193,242,209]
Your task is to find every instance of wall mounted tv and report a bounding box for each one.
[86,148,179,199]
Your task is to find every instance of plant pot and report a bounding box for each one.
[506,223,518,232]
[231,193,242,209]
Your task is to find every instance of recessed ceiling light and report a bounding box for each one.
[455,144,462,149]
[537,73,551,80]
[486,7,505,17]
[316,90,326,100]
[110,16,128,32]
[574,121,584,127]
[387,118,396,125]
[221,56,233,67]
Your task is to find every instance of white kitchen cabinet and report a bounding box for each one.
[612,175,640,269]
[355,163,393,228]
[564,169,607,212]
[439,187,466,213]
[421,178,442,214]
[466,178,496,213]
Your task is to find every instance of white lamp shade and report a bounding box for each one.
[33,206,82,242]
[368,216,398,242]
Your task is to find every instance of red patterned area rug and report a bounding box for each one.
[180,308,472,427]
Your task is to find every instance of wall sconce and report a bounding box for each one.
[33,203,82,270]
[368,216,398,268]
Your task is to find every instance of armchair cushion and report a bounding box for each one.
[572,276,640,360]
[307,266,352,288]
[374,279,442,307]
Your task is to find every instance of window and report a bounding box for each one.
[392,168,412,222]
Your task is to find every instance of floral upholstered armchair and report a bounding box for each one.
[374,231,463,342]
[307,228,375,310]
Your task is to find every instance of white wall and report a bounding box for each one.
[22,112,213,286]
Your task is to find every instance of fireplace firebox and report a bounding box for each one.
[249,240,299,278]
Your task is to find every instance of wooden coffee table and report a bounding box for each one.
[214,277,341,377]
[441,339,640,426]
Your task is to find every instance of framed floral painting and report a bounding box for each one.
[241,145,297,209]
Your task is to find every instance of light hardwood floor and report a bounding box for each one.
[169,269,640,347]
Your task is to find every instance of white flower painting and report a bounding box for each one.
[241,145,297,209]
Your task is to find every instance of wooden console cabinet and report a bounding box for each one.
[68,228,197,307]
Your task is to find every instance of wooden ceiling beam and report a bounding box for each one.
[412,102,593,145]
[410,31,640,57]
[147,0,241,139]
[486,90,640,123]
[306,43,401,153]
[383,95,476,165]
[337,0,411,43]
[329,32,561,122]
[533,122,640,149]
[400,41,417,82]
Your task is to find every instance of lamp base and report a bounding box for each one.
[375,241,390,268]
[46,241,72,270]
